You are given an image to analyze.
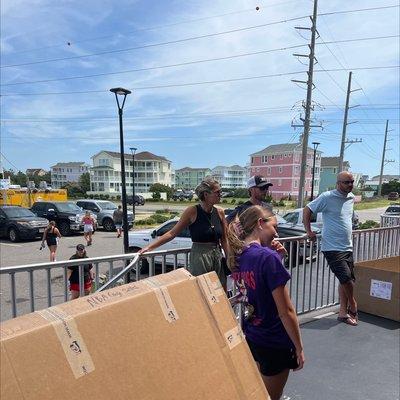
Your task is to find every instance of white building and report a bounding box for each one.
[50,162,90,189]
[211,165,247,189]
[90,150,173,194]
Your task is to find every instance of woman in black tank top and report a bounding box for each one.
[138,178,229,289]
[41,221,61,262]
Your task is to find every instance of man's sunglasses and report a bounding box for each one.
[339,180,354,185]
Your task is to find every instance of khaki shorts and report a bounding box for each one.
[189,243,226,288]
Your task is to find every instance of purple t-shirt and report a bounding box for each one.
[234,243,293,349]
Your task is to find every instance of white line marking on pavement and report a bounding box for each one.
[0,242,22,247]
[313,311,335,319]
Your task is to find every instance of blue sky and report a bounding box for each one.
[1,0,399,178]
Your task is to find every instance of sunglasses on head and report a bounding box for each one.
[339,180,354,185]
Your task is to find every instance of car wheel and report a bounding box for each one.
[102,218,115,232]
[129,247,149,274]
[8,227,20,242]
[58,221,71,236]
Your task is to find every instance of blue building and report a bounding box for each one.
[319,157,350,193]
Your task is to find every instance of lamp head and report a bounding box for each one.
[110,87,131,96]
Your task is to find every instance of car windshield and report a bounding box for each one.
[55,203,82,213]
[99,201,117,210]
[386,206,400,213]
[275,214,288,224]
[3,208,36,218]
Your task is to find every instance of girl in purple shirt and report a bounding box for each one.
[227,205,305,400]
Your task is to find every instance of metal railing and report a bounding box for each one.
[1,225,399,322]
[381,214,400,227]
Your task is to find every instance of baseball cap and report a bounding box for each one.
[76,244,85,251]
[247,175,273,189]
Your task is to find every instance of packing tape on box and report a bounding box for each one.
[198,274,224,306]
[144,279,179,323]
[224,326,245,350]
[37,307,95,379]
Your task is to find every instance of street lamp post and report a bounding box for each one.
[310,141,320,201]
[130,147,137,222]
[110,87,131,254]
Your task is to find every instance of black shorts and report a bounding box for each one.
[323,251,355,284]
[246,339,298,376]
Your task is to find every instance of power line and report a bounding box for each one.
[0,44,307,86]
[0,152,20,171]
[1,104,397,121]
[4,1,300,57]
[1,65,398,97]
[317,4,399,17]
[0,14,310,69]
[2,34,397,87]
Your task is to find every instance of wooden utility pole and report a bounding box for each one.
[297,0,318,208]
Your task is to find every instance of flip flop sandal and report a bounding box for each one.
[337,316,357,326]
[348,307,359,321]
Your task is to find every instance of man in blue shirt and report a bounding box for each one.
[303,171,358,326]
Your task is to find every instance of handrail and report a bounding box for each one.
[97,254,140,292]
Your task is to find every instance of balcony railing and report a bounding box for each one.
[1,225,398,322]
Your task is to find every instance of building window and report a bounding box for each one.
[278,179,282,186]
[284,153,287,158]
[294,180,298,188]
[267,167,271,175]
[278,167,283,173]
[271,155,275,160]
[99,159,110,166]
[280,154,283,160]
[262,155,268,163]
[295,166,299,175]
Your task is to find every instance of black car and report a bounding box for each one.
[172,191,193,201]
[127,195,145,206]
[0,206,48,242]
[31,201,87,236]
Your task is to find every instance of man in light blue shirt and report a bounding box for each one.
[304,171,358,326]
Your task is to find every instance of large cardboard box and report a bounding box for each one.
[1,269,269,400]
[354,256,400,322]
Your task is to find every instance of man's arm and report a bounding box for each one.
[303,206,316,240]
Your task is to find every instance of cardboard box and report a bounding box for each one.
[354,256,400,322]
[1,269,269,400]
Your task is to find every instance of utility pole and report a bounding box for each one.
[378,120,395,197]
[339,72,352,172]
[338,72,362,171]
[295,0,318,208]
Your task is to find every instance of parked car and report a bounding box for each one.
[127,195,145,206]
[0,205,48,242]
[128,218,190,272]
[384,205,400,215]
[283,207,360,230]
[387,192,399,201]
[129,213,320,272]
[172,191,193,201]
[76,200,133,231]
[30,201,94,236]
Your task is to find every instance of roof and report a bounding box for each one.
[50,162,88,168]
[26,168,46,174]
[175,167,211,172]
[93,150,170,162]
[371,174,400,181]
[320,157,350,168]
[212,165,246,171]
[250,143,322,156]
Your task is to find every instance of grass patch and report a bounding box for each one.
[354,199,395,210]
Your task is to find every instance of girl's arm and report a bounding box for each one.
[55,228,61,238]
[272,285,305,370]
[216,207,229,260]
[41,228,47,244]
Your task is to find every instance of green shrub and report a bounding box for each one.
[230,199,236,205]
[237,201,244,205]
[155,209,171,214]
[278,200,285,206]
[359,220,380,229]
